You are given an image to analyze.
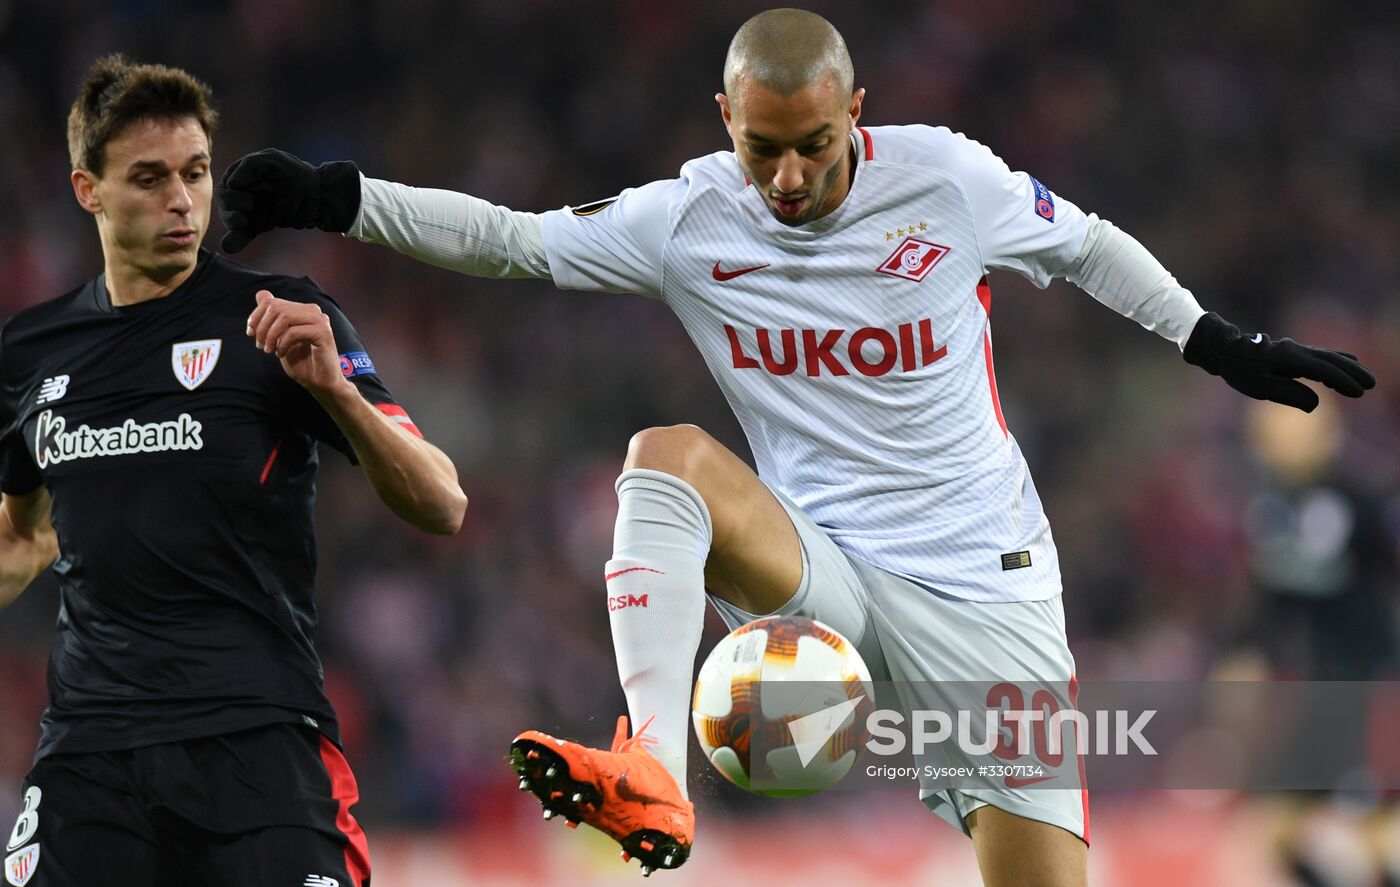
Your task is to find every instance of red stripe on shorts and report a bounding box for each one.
[1070,675,1090,845]
[318,736,373,887]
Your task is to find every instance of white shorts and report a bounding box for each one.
[709,488,1089,844]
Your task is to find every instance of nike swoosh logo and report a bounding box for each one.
[712,261,770,281]
[1003,774,1057,788]
[614,769,646,803]
[615,768,680,810]
[605,567,664,582]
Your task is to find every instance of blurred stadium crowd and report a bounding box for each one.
[1,0,1398,876]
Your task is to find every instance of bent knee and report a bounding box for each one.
[623,424,719,480]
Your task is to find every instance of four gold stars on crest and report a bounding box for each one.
[884,222,929,240]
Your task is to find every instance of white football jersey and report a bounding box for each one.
[541,125,1090,603]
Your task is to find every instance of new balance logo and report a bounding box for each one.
[608,594,649,611]
[303,876,339,887]
[726,320,947,377]
[35,376,69,405]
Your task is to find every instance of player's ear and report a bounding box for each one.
[71,169,101,216]
[716,93,733,133]
[848,88,865,128]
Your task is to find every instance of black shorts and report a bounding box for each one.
[4,723,371,887]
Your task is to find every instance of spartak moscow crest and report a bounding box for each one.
[171,339,222,391]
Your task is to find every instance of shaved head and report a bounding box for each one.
[716,9,864,226]
[723,9,854,105]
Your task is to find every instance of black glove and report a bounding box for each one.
[1183,311,1376,412]
[216,148,361,253]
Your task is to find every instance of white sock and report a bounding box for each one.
[606,468,711,798]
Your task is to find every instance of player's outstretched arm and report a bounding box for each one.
[1060,216,1376,412]
[247,291,468,535]
[0,488,57,610]
[1182,312,1376,413]
[218,150,550,281]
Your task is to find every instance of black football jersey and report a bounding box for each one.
[0,249,410,759]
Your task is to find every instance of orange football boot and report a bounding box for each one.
[510,715,694,875]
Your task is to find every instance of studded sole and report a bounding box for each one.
[509,738,691,875]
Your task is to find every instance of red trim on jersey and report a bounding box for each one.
[1070,675,1091,845]
[978,279,1008,437]
[319,737,373,887]
[375,402,423,439]
[983,333,1007,437]
[858,127,873,160]
[258,438,282,485]
[976,274,993,317]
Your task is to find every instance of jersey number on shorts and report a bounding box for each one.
[989,684,1065,767]
[6,787,40,852]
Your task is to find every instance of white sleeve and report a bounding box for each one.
[946,134,1089,288]
[1062,215,1208,350]
[347,176,550,280]
[539,178,686,301]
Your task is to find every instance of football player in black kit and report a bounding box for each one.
[0,56,466,887]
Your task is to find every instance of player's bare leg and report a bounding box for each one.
[966,805,1088,887]
[623,423,803,615]
[510,423,801,873]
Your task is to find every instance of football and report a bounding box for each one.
[692,616,875,797]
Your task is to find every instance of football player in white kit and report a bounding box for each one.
[217,9,1375,884]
